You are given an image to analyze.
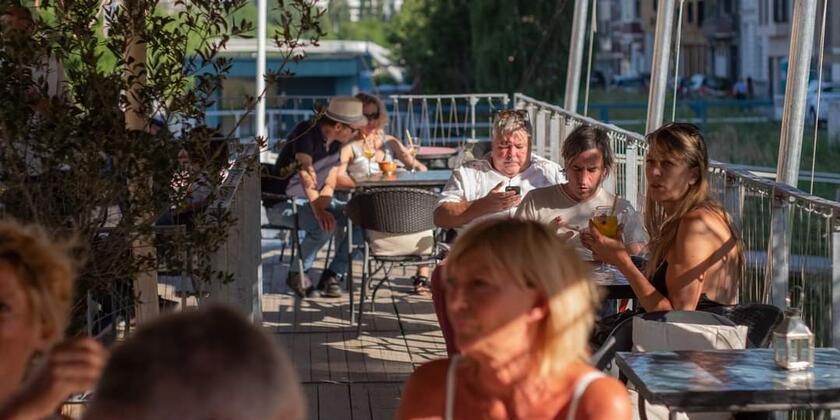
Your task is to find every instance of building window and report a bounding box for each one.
[723,0,732,14]
[697,1,705,26]
[773,0,789,23]
[687,2,694,23]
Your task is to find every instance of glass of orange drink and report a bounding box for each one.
[591,206,619,239]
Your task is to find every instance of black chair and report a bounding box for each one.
[346,187,442,333]
[260,164,306,279]
[701,303,784,348]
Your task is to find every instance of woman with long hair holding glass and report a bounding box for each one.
[582,123,742,312]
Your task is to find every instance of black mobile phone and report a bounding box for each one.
[505,186,520,195]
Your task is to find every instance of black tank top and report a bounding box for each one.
[650,260,724,311]
[651,260,669,297]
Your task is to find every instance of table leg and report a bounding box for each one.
[347,194,354,326]
[638,393,649,420]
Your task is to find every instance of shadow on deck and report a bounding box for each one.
[261,238,446,420]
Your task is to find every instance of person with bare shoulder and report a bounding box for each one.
[397,219,631,420]
[582,122,743,312]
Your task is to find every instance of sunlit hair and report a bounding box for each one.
[0,219,75,343]
[492,109,532,144]
[562,124,615,175]
[643,123,744,280]
[355,92,389,130]
[447,219,600,377]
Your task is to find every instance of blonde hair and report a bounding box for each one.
[355,92,389,130]
[0,219,75,342]
[447,219,600,377]
[643,123,743,280]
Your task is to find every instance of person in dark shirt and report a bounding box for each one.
[264,97,366,298]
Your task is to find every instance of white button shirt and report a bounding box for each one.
[437,154,566,230]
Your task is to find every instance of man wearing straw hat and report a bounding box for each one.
[516,124,648,261]
[264,96,367,299]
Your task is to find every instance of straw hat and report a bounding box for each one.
[324,96,367,128]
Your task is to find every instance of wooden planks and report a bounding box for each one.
[261,237,445,420]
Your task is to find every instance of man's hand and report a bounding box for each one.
[2,337,105,420]
[472,182,520,215]
[311,198,336,232]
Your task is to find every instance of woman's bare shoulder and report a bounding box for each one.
[396,359,450,419]
[680,205,733,237]
[576,367,631,420]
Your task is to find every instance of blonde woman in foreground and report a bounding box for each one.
[397,219,630,420]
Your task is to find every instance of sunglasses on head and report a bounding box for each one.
[493,109,530,129]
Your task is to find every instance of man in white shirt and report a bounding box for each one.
[516,124,647,259]
[434,110,566,230]
[431,109,565,355]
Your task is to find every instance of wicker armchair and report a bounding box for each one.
[346,187,442,333]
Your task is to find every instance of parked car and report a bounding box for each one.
[684,74,733,98]
[589,70,607,89]
[610,73,649,91]
[806,81,840,124]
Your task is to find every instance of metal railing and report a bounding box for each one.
[388,94,511,147]
[208,94,512,150]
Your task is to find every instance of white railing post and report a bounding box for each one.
[832,223,840,349]
[769,195,791,309]
[469,96,478,142]
[625,140,639,210]
[535,109,549,158]
[549,113,561,163]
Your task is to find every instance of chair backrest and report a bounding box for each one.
[702,303,784,348]
[346,187,439,234]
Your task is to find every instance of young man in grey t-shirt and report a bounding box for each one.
[516,125,648,260]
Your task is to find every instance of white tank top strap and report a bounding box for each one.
[444,355,461,420]
[565,371,606,420]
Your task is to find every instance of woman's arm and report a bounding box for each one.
[386,136,427,171]
[581,226,673,312]
[336,142,357,189]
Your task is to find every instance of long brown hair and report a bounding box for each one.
[643,123,743,280]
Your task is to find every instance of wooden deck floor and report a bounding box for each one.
[261,238,447,420]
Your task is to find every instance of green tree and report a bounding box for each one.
[391,0,573,98]
[0,0,322,334]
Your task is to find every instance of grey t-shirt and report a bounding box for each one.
[515,185,648,261]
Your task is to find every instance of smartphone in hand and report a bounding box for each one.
[505,186,521,195]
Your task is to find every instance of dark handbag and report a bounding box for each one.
[590,306,645,349]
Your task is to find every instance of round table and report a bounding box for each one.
[416,146,457,168]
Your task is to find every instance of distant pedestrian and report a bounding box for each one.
[734,79,748,100]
